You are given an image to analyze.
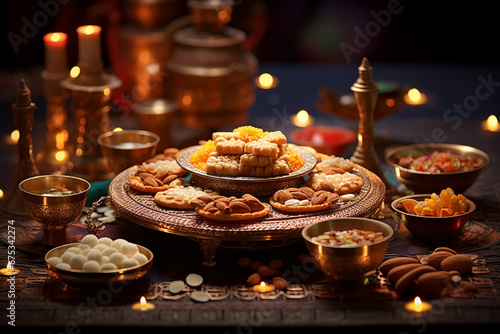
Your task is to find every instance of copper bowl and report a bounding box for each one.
[391,194,476,240]
[98,130,160,175]
[45,242,153,285]
[19,175,91,245]
[385,143,489,193]
[302,218,394,281]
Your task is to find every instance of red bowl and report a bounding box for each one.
[290,126,356,156]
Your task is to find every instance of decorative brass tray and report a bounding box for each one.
[107,163,386,266]
[176,145,317,196]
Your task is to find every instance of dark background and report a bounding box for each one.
[1,0,499,72]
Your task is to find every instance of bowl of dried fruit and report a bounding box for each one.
[385,143,489,193]
[391,187,476,240]
[302,217,394,281]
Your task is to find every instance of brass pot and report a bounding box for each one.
[165,0,258,131]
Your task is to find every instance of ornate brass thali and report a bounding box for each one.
[107,153,386,265]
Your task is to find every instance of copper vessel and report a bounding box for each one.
[165,0,258,133]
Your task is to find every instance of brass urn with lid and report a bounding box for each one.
[165,0,258,134]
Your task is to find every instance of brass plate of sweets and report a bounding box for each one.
[176,145,317,196]
[107,163,386,242]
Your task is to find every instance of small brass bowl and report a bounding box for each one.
[391,194,476,240]
[19,175,91,245]
[97,130,160,175]
[385,143,489,193]
[45,242,153,285]
[302,218,394,281]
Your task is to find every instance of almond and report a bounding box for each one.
[242,195,266,212]
[379,257,420,276]
[229,201,251,213]
[154,177,164,186]
[143,177,158,187]
[250,260,263,270]
[460,281,479,294]
[274,190,293,204]
[299,187,315,198]
[387,263,422,284]
[215,200,229,212]
[162,174,177,184]
[440,254,474,274]
[320,181,336,192]
[139,172,154,180]
[247,273,261,285]
[415,271,453,299]
[189,199,207,210]
[433,247,457,255]
[155,169,171,181]
[394,265,437,294]
[290,191,308,200]
[236,257,251,268]
[197,195,214,204]
[257,265,280,278]
[272,277,288,290]
[268,259,284,270]
[420,251,453,268]
[310,192,326,205]
[325,192,340,204]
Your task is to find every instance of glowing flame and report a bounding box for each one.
[83,25,95,35]
[405,88,427,105]
[50,33,62,42]
[70,66,80,78]
[140,296,147,305]
[10,130,19,144]
[113,127,123,132]
[258,73,274,88]
[6,261,14,270]
[55,150,67,162]
[487,115,499,131]
[297,110,309,124]
[414,296,422,306]
[0,189,3,199]
[260,281,266,288]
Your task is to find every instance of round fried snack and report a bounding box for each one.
[196,204,271,222]
[269,199,333,213]
[306,172,363,195]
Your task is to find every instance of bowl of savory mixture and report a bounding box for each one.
[302,217,394,281]
[385,143,489,193]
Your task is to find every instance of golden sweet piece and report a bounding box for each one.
[154,186,219,209]
[204,153,240,176]
[244,139,279,157]
[262,131,287,145]
[306,171,363,195]
[215,137,246,155]
[398,187,468,217]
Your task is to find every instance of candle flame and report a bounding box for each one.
[55,150,67,162]
[113,127,123,132]
[83,25,95,35]
[10,130,19,144]
[258,73,274,88]
[297,110,309,124]
[70,66,80,78]
[50,33,62,42]
[487,115,498,131]
[414,296,422,306]
[260,281,266,287]
[7,261,14,270]
[0,189,3,199]
[140,296,147,305]
[407,88,421,102]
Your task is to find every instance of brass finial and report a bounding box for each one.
[351,57,379,93]
[15,78,33,108]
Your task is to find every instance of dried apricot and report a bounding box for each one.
[439,208,454,217]
[457,194,468,212]
[399,199,418,214]
[421,206,437,216]
[450,194,461,213]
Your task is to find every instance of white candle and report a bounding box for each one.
[405,296,432,314]
[43,32,68,73]
[252,281,275,292]
[131,296,155,311]
[76,25,102,70]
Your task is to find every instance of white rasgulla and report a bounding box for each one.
[82,260,101,272]
[102,247,118,257]
[98,237,113,246]
[101,256,109,263]
[108,253,126,268]
[78,243,91,251]
[47,257,62,267]
[121,258,139,269]
[61,252,74,264]
[81,234,99,248]
[110,238,127,250]
[120,243,139,257]
[100,262,118,271]
[65,247,81,254]
[87,249,103,263]
[132,253,148,266]
[93,244,109,252]
[80,249,91,257]
[55,263,72,270]
[69,254,87,269]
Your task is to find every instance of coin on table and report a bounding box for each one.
[168,280,185,294]
[186,273,203,287]
[190,291,210,303]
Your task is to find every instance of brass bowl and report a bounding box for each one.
[391,194,476,240]
[385,143,489,193]
[45,242,153,285]
[176,145,317,196]
[19,175,91,245]
[302,217,394,281]
[97,130,160,175]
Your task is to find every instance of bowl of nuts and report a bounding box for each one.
[302,217,394,281]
